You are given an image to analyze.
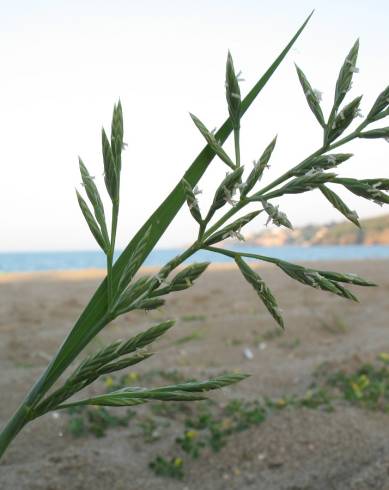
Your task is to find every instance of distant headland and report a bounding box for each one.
[240,214,389,247]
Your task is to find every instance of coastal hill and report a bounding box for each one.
[242,214,389,246]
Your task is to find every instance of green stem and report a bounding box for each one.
[0,402,30,459]
[155,242,201,280]
[107,200,119,308]
[234,128,241,167]
[204,245,278,265]
[203,200,247,240]
[107,255,113,306]
[324,105,338,146]
[0,313,109,460]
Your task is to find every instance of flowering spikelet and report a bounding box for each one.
[295,63,325,127]
[262,200,293,229]
[225,51,241,130]
[235,256,284,328]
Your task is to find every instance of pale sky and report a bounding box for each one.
[1,0,389,251]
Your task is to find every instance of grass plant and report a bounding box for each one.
[1,12,389,462]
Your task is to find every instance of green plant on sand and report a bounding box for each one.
[1,11,389,461]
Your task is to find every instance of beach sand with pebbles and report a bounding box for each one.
[1,259,389,490]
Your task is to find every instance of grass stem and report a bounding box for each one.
[234,128,241,167]
[107,200,119,308]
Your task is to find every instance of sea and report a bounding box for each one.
[1,245,389,273]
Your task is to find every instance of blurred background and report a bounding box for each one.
[1,0,389,271]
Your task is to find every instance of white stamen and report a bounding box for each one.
[230,230,245,241]
[188,198,199,210]
[305,168,323,177]
[313,89,323,101]
[236,70,245,82]
[262,200,290,228]
[223,184,238,206]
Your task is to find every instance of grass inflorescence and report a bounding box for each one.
[1,11,389,465]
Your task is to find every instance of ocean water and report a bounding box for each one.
[1,245,389,273]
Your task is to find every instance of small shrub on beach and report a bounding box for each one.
[61,357,389,479]
[67,405,135,438]
[1,12,389,467]
[327,355,389,411]
[149,455,185,480]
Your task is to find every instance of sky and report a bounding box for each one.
[1,0,388,251]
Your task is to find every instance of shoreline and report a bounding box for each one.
[0,263,243,283]
[0,257,387,283]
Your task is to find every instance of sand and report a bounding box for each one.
[1,260,389,489]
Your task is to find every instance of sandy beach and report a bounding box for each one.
[1,259,389,490]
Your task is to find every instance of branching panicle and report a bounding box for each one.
[1,15,388,462]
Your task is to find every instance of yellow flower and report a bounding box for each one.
[104,376,114,388]
[351,382,362,399]
[186,430,198,440]
[126,372,139,382]
[174,457,183,467]
[275,398,286,407]
[357,374,370,391]
[378,352,389,363]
